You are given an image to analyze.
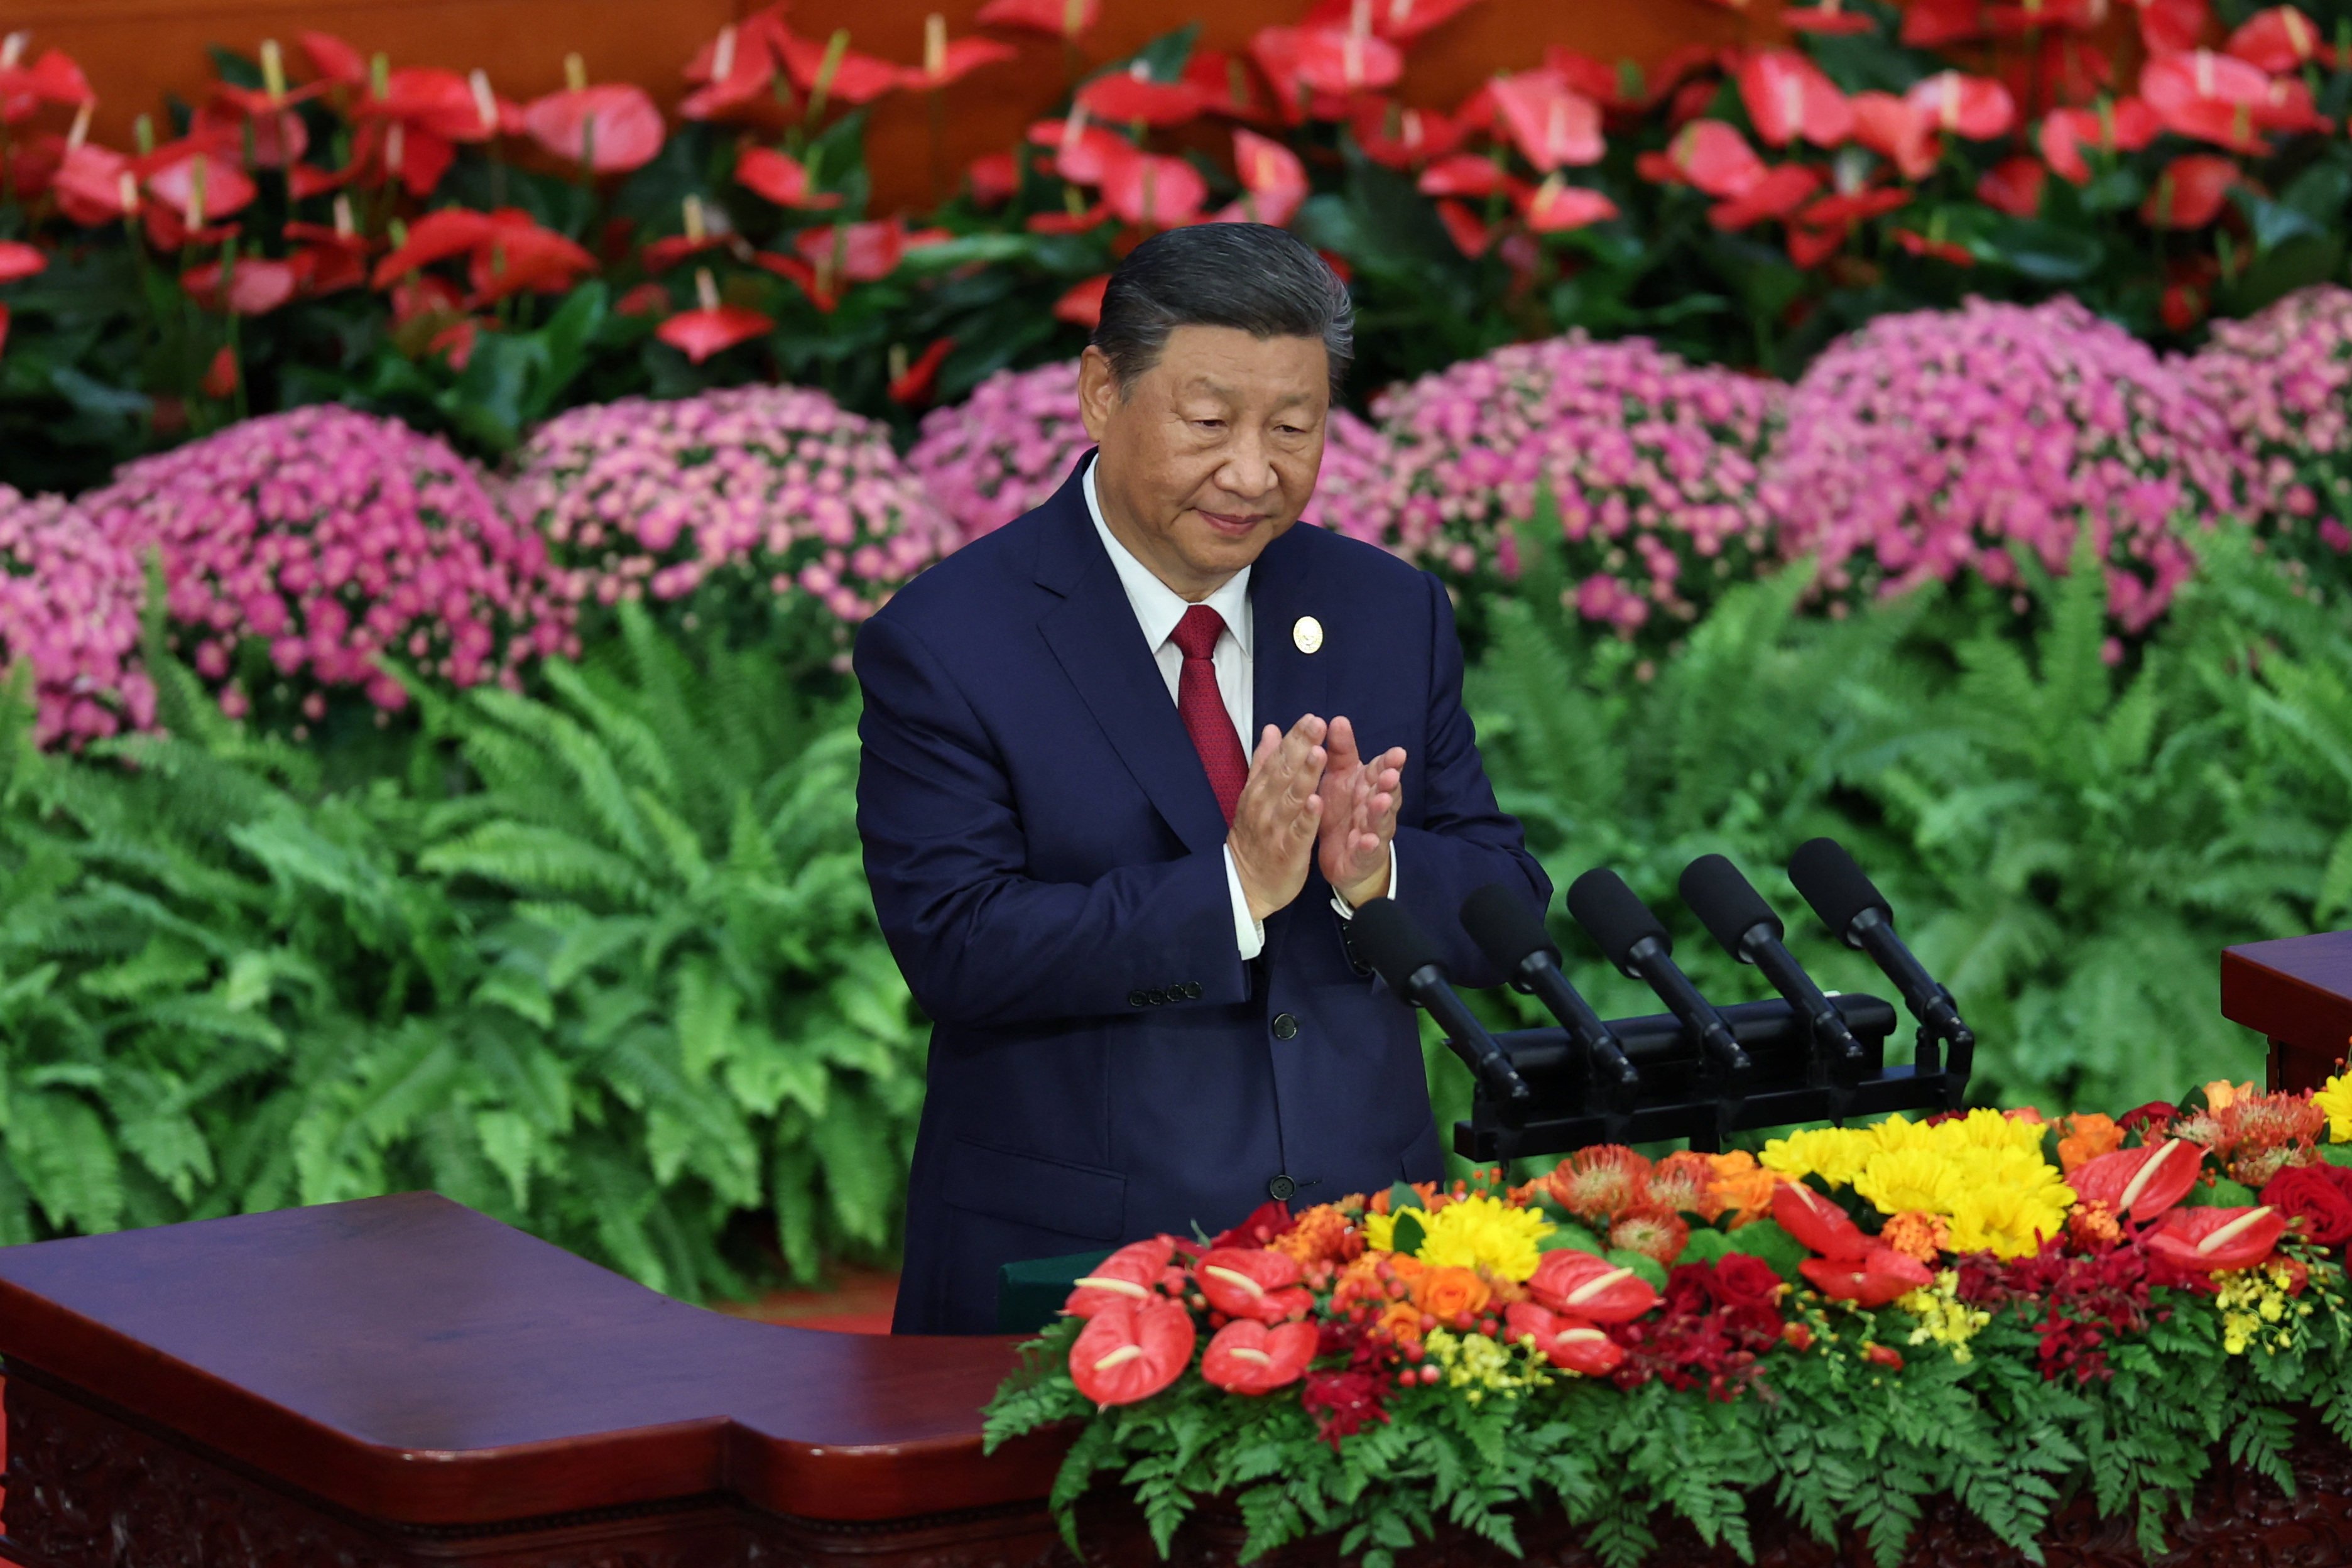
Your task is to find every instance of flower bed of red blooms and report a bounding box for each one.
[984,1074,2352,1565]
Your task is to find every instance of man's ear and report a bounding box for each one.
[1077,346,1118,445]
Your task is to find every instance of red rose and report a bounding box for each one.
[1702,1253,1783,1311]
[2117,1101,2179,1136]
[2260,1164,2352,1247]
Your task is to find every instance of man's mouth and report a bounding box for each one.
[1196,509,1263,537]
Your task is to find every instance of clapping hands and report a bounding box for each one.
[1227,713,1404,924]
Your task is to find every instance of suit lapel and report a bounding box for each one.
[1035,457,1231,859]
[1248,525,1332,744]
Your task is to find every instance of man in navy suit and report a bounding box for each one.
[856,224,1549,1334]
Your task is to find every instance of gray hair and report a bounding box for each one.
[1092,224,1354,394]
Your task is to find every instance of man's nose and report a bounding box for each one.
[1215,428,1278,500]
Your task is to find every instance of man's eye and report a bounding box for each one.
[1194,419,1225,432]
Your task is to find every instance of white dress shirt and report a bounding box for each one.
[1083,462,1393,961]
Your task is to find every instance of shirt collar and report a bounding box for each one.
[1083,458,1252,653]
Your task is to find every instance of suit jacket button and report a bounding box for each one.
[1183,981,1203,999]
[1146,988,1169,1006]
[1267,1174,1298,1202]
[1128,990,1149,1008]
[1271,1012,1299,1040]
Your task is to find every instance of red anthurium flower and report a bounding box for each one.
[1195,1246,1312,1324]
[1067,1296,1197,1407]
[357,68,494,143]
[1503,1301,1625,1375]
[1353,101,1466,169]
[2256,76,2331,133]
[1542,50,1645,116]
[2147,1205,2286,1271]
[1417,151,1515,199]
[681,7,791,121]
[658,285,771,365]
[1054,273,1109,327]
[1028,117,1133,185]
[1709,163,1822,230]
[888,336,956,405]
[617,281,670,316]
[1800,1244,1933,1308]
[1736,49,1855,149]
[1893,228,1975,264]
[1490,70,1604,170]
[1804,185,1911,225]
[1522,175,1618,231]
[201,345,239,400]
[1434,199,1492,257]
[1201,1317,1318,1394]
[1216,128,1309,227]
[2229,6,2338,70]
[142,143,258,226]
[389,272,464,327]
[523,82,663,173]
[2008,33,2115,117]
[976,0,1101,40]
[2067,1138,2202,1222]
[1097,144,1209,227]
[298,31,369,88]
[1287,25,1406,97]
[373,208,495,285]
[1026,202,1111,234]
[641,232,731,272]
[2132,0,2212,56]
[427,316,484,370]
[1247,27,1365,119]
[1525,1249,1660,1323]
[1986,0,2108,33]
[183,255,305,315]
[1,48,95,127]
[794,219,908,283]
[1786,1,1877,33]
[1907,70,2017,139]
[468,221,599,305]
[1641,119,1767,198]
[905,24,1018,92]
[2143,49,2272,151]
[1185,50,1280,126]
[1788,220,1850,267]
[2039,98,2162,182]
[0,241,46,284]
[1076,63,1204,128]
[1302,0,1484,41]
[2143,153,2238,227]
[781,31,904,106]
[1772,1179,1871,1261]
[193,97,310,168]
[1065,1236,1177,1319]
[967,151,1019,207]
[1978,155,2047,217]
[754,250,837,312]
[1849,92,1938,180]
[736,145,842,210]
[1903,0,1989,45]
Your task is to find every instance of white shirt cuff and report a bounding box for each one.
[1224,845,1266,961]
[1330,844,1400,921]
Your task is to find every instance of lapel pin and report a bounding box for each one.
[1292,616,1324,655]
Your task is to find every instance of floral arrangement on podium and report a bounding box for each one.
[984,1077,2352,1567]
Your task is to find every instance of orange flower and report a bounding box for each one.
[1878,1210,1949,1263]
[1648,1150,1718,1217]
[1410,1265,1491,1320]
[1706,1150,1778,1227]
[2056,1113,2123,1173]
[1369,1182,1444,1216]
[1271,1204,1360,1266]
[2068,1202,2123,1249]
[1378,1300,1425,1344]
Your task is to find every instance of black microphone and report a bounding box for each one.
[1564,869,1750,1079]
[1788,838,1973,1077]
[1352,898,1532,1104]
[1678,854,1864,1069]
[1459,883,1639,1092]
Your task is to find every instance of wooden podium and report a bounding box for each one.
[2224,929,2352,1091]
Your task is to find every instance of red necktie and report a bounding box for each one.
[1172,604,1248,825]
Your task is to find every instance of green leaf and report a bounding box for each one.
[1606,1248,1669,1292]
[1390,1209,1427,1256]
[1721,1220,1809,1282]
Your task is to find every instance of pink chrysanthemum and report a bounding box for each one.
[903,357,1390,544]
[1321,332,1785,638]
[84,406,569,722]
[0,485,155,748]
[508,385,956,631]
[1765,297,2253,633]
[2186,284,2352,583]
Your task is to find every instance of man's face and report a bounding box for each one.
[1079,325,1329,601]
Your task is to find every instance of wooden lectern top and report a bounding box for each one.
[2223,929,2352,1092]
[0,1191,1063,1529]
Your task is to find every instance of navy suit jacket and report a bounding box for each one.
[855,455,1549,1334]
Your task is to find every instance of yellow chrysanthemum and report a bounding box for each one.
[1930,1108,2049,1157]
[1364,1209,1396,1253]
[1412,1193,1552,1282]
[2316,1071,2352,1144]
[1851,1149,1963,1217]
[1761,1126,1878,1189]
[1942,1149,2074,1258]
[1863,1114,1937,1155]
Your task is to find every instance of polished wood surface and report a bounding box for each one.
[0,1191,1063,1528]
[14,0,1787,210]
[2223,930,2352,1092]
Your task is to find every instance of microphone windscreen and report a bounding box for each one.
[1678,854,1783,959]
[1350,898,1440,992]
[1459,883,1559,971]
[1565,868,1670,971]
[1789,837,1893,941]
